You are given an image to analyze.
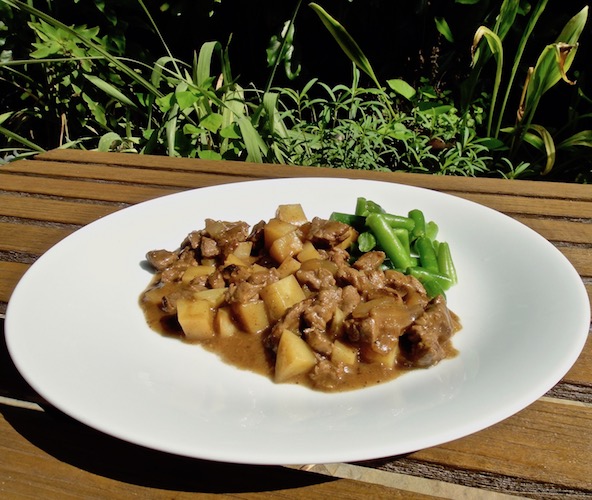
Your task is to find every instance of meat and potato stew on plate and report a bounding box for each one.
[140,200,461,392]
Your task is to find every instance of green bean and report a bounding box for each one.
[357,231,377,252]
[408,209,426,240]
[437,242,458,285]
[329,212,366,231]
[420,277,446,299]
[392,228,411,256]
[415,236,439,273]
[408,266,454,291]
[382,213,416,232]
[365,213,414,270]
[425,220,439,241]
[356,197,385,216]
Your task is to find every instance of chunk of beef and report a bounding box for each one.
[296,266,336,291]
[353,251,385,271]
[204,219,250,258]
[146,249,178,271]
[307,217,352,248]
[344,296,416,354]
[398,295,459,367]
[309,359,349,391]
[200,236,220,258]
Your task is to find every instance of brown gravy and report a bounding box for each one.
[140,281,458,392]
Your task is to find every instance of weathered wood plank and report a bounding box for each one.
[514,216,592,245]
[0,194,118,225]
[0,407,432,500]
[2,160,254,190]
[33,149,592,201]
[0,223,73,256]
[7,160,592,220]
[0,262,29,304]
[376,399,592,492]
[1,173,178,204]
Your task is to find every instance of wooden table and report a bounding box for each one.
[1,149,591,499]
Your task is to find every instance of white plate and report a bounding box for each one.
[6,178,590,465]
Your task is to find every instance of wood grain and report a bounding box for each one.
[1,149,591,499]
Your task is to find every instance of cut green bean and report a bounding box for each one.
[365,213,414,270]
[329,212,366,231]
[419,277,446,299]
[392,228,411,256]
[408,266,454,291]
[357,231,377,252]
[408,209,426,239]
[381,213,416,232]
[356,197,385,216]
[425,220,439,241]
[437,242,458,285]
[415,236,439,273]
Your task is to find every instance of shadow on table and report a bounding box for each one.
[1,403,336,494]
[1,319,335,494]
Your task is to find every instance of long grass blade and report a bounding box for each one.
[83,74,137,108]
[0,124,46,152]
[309,2,380,89]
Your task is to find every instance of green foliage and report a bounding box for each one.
[0,0,589,182]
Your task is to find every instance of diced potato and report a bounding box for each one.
[232,300,270,334]
[193,287,228,307]
[142,286,167,305]
[264,218,298,249]
[260,274,306,321]
[224,253,249,267]
[232,241,253,261]
[327,307,346,337]
[277,256,301,279]
[181,265,216,284]
[331,340,359,366]
[215,306,241,337]
[275,329,317,383]
[276,204,308,226]
[296,241,322,262]
[335,227,358,250]
[360,344,398,367]
[269,231,304,263]
[176,298,215,340]
[200,258,217,267]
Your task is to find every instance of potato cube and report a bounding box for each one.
[275,329,317,383]
[296,241,322,262]
[176,298,215,340]
[277,256,301,279]
[181,265,216,284]
[215,306,241,337]
[224,253,249,267]
[260,274,306,321]
[232,241,253,260]
[335,227,358,250]
[264,218,298,249]
[331,340,358,366]
[327,307,346,337]
[269,231,304,263]
[194,287,228,307]
[276,204,308,226]
[360,344,398,367]
[232,300,270,334]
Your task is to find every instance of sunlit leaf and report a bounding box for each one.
[83,74,137,108]
[557,130,592,149]
[387,79,416,100]
[434,17,454,43]
[97,131,122,152]
[309,2,380,88]
[526,124,556,175]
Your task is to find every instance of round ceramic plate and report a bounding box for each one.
[6,178,590,465]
